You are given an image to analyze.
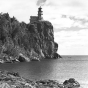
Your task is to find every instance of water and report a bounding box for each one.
[0,55,88,88]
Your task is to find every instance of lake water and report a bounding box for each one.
[0,55,88,88]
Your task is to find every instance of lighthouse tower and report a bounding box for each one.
[30,6,43,23]
[38,6,43,20]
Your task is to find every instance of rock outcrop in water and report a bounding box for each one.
[0,13,60,63]
[63,78,80,88]
[0,70,81,88]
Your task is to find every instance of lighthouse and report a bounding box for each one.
[30,6,43,23]
[38,6,43,20]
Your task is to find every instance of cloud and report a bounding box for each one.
[0,0,38,23]
[61,15,67,18]
[44,13,88,31]
[69,16,88,24]
[65,0,83,7]
[54,29,88,55]
[42,0,88,18]
[36,0,47,6]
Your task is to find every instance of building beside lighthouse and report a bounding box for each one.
[30,6,43,23]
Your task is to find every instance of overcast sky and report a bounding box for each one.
[0,0,88,55]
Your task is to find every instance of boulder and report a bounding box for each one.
[18,53,30,62]
[63,78,80,88]
[36,80,64,88]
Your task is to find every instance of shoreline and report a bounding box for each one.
[0,70,81,88]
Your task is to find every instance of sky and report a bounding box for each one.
[0,0,88,55]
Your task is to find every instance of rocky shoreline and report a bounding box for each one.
[0,70,81,88]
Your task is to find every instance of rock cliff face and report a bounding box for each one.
[0,13,59,63]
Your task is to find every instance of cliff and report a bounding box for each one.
[0,13,60,63]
